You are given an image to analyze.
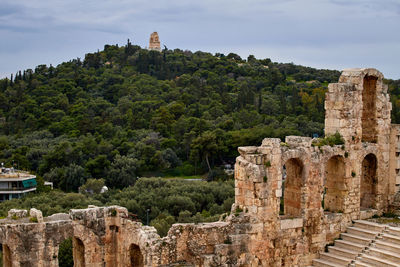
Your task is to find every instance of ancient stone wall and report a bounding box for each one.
[0,68,398,267]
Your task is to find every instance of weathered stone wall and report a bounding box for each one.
[0,68,398,266]
[0,211,73,267]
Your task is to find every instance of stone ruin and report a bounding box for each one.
[1,68,400,266]
[149,32,161,52]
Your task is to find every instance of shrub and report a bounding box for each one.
[312,132,344,147]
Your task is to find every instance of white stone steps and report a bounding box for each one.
[381,233,400,245]
[353,261,373,267]
[320,252,353,265]
[374,240,400,254]
[387,226,400,237]
[328,246,359,259]
[340,233,371,246]
[346,226,379,239]
[312,258,345,267]
[311,220,399,267]
[359,254,399,267]
[366,247,400,263]
[334,239,365,252]
[353,220,386,232]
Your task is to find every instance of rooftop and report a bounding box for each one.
[0,168,36,179]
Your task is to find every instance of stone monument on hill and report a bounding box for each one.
[149,32,161,51]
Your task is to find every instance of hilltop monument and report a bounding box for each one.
[149,32,161,51]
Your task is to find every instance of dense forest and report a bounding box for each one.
[0,40,357,188]
[0,42,399,186]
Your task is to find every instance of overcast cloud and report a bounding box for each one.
[0,0,399,79]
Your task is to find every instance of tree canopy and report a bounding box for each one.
[0,41,398,189]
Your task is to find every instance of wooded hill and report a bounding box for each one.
[0,40,399,190]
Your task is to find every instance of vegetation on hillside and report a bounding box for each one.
[0,178,234,236]
[0,40,355,190]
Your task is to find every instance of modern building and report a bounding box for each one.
[0,167,37,201]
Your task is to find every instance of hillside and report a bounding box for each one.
[0,41,399,190]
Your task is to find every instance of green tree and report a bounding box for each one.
[58,238,73,267]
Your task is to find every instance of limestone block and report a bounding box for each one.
[238,146,258,156]
[311,234,325,244]
[261,138,281,147]
[8,209,28,219]
[285,136,312,148]
[29,208,44,223]
[280,218,303,230]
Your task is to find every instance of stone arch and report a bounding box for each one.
[281,158,305,217]
[324,155,346,212]
[362,75,378,143]
[129,244,144,267]
[73,237,85,267]
[360,153,377,209]
[2,244,11,267]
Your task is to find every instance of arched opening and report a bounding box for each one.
[324,156,346,213]
[362,75,378,143]
[361,153,377,209]
[58,238,73,267]
[2,244,11,267]
[73,237,85,267]
[129,244,144,267]
[281,158,304,217]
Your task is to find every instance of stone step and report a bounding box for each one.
[320,252,353,265]
[387,226,400,237]
[360,254,399,267]
[312,258,345,267]
[353,220,386,232]
[353,261,373,267]
[374,240,400,254]
[341,233,371,246]
[347,226,379,239]
[366,247,400,263]
[381,233,400,245]
[328,246,359,259]
[334,239,365,252]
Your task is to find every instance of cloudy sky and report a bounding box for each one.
[1,0,399,79]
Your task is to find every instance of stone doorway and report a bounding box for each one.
[73,237,85,267]
[324,156,346,213]
[281,158,304,217]
[129,244,144,267]
[360,153,377,209]
[362,75,378,143]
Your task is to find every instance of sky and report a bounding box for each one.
[0,0,399,79]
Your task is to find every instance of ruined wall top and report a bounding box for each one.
[324,67,391,143]
[339,68,384,83]
[336,68,387,94]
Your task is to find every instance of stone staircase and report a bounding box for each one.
[312,220,400,267]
